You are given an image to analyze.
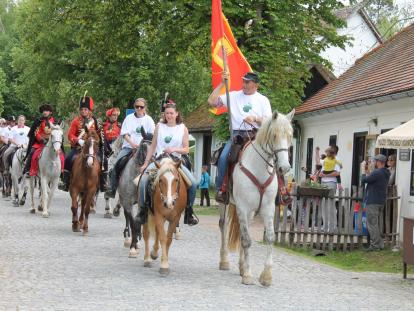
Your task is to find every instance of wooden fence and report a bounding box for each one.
[274,185,399,251]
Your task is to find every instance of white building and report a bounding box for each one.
[295,23,414,235]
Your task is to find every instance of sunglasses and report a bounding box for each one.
[134,105,145,109]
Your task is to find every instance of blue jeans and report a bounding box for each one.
[115,147,132,163]
[215,139,232,191]
[139,162,197,208]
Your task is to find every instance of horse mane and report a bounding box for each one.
[154,158,177,185]
[254,112,293,148]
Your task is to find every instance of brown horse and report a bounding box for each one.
[142,157,188,275]
[70,128,101,234]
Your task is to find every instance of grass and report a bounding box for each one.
[276,245,414,274]
[195,186,216,199]
[193,205,220,216]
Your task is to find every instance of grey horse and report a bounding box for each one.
[116,128,152,257]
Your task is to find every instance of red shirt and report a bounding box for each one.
[33,117,55,149]
[67,116,99,147]
[103,120,121,143]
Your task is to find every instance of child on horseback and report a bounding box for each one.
[139,102,199,225]
[105,98,155,198]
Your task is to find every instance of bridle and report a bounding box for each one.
[82,137,97,161]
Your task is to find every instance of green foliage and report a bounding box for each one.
[4,0,348,126]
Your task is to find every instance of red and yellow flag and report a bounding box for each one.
[210,0,252,115]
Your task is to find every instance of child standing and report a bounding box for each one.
[199,165,211,207]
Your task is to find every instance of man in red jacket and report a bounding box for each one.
[23,104,55,177]
[60,96,101,191]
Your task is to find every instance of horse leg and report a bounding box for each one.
[82,192,94,234]
[104,196,112,218]
[46,178,59,217]
[123,207,132,248]
[126,209,138,258]
[79,194,85,228]
[156,216,169,276]
[166,218,179,255]
[151,225,160,261]
[71,191,80,232]
[218,203,230,270]
[29,177,36,213]
[113,199,121,217]
[143,223,151,267]
[238,210,254,285]
[89,192,97,214]
[41,178,50,217]
[258,206,275,287]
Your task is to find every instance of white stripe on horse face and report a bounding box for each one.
[164,170,175,208]
[87,139,94,167]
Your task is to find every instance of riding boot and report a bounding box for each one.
[184,205,199,226]
[58,170,70,192]
[100,171,109,192]
[105,167,118,198]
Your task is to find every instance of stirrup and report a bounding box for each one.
[184,210,199,226]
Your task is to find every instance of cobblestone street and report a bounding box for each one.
[0,191,413,311]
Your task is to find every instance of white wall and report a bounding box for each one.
[320,12,380,77]
[297,96,414,235]
[192,133,204,184]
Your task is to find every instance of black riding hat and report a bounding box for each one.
[39,103,53,113]
[7,115,16,122]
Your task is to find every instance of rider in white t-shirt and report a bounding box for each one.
[3,115,29,173]
[207,72,272,203]
[105,98,155,198]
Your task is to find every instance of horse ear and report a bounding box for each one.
[155,161,161,169]
[286,109,295,121]
[140,126,147,139]
[272,110,278,120]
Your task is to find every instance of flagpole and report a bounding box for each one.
[221,44,233,140]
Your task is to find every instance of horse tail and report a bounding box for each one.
[227,203,240,252]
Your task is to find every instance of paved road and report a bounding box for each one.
[0,191,413,311]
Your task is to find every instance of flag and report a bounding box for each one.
[210,0,252,115]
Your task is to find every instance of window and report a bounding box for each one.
[411,150,414,196]
[329,135,337,147]
[306,138,313,179]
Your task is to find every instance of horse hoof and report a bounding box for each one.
[37,205,43,212]
[72,224,80,232]
[159,267,169,276]
[29,208,35,214]
[241,276,255,285]
[113,205,121,217]
[150,251,158,260]
[82,230,88,236]
[219,262,230,271]
[104,212,112,219]
[90,208,96,214]
[42,212,49,218]
[123,238,131,248]
[259,272,272,287]
[129,248,138,258]
[144,261,152,268]
[19,199,25,206]
[12,201,19,207]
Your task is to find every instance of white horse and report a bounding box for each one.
[28,124,63,217]
[219,110,294,286]
[104,135,123,217]
[10,145,28,207]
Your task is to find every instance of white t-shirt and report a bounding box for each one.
[120,114,155,149]
[155,123,185,158]
[0,127,10,144]
[10,125,30,146]
[320,158,341,183]
[219,90,272,131]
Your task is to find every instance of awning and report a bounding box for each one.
[376,118,414,149]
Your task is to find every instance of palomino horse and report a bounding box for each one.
[70,128,100,234]
[219,110,294,286]
[118,128,152,257]
[10,145,28,206]
[30,125,63,217]
[141,157,188,275]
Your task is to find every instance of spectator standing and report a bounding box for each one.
[199,165,211,207]
[362,154,390,251]
[387,154,396,186]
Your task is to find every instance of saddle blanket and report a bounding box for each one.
[30,146,64,176]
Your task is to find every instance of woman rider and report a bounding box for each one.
[139,102,198,226]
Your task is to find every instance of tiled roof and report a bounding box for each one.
[185,104,216,132]
[296,23,414,115]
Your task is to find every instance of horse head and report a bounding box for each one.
[50,124,63,153]
[154,157,181,209]
[255,109,294,175]
[83,129,99,168]
[136,130,154,166]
